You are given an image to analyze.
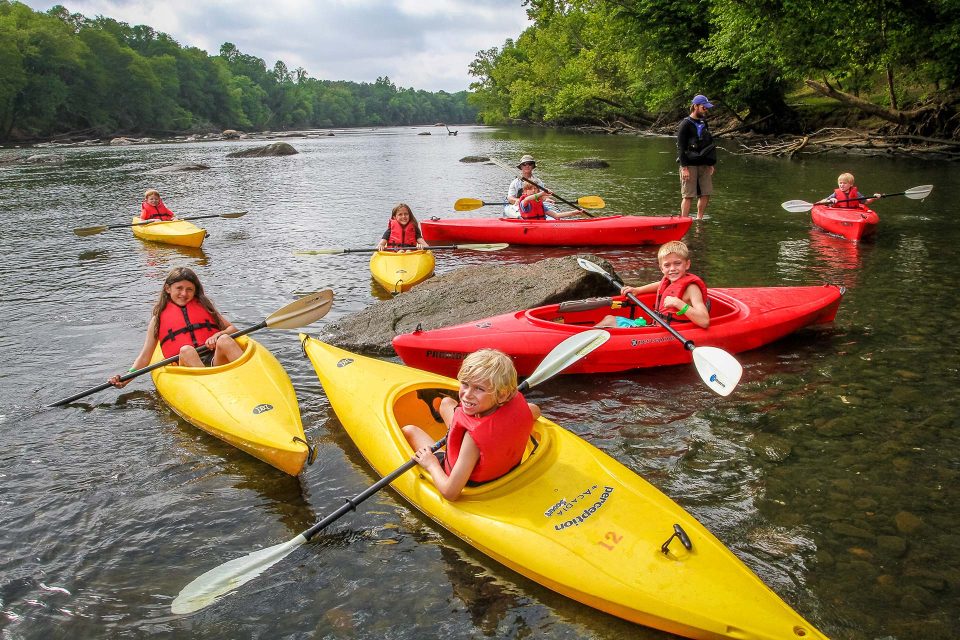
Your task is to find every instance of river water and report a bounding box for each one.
[1,126,958,639]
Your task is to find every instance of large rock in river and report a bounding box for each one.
[321,254,620,355]
[226,142,298,158]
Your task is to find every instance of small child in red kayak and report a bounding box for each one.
[376,203,429,251]
[595,240,710,329]
[109,267,242,387]
[140,189,177,221]
[818,173,881,208]
[518,181,581,220]
[402,349,540,501]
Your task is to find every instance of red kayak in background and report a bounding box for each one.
[393,285,844,377]
[420,215,691,246]
[810,204,879,242]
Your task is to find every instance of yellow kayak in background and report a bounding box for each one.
[299,334,828,640]
[151,336,310,475]
[369,249,435,294]
[131,216,207,248]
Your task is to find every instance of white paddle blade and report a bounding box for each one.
[524,330,610,388]
[172,535,307,614]
[576,257,608,275]
[904,185,933,200]
[460,243,509,252]
[692,346,743,397]
[781,200,814,213]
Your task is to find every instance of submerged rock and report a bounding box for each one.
[460,155,490,163]
[226,142,298,158]
[565,158,610,169]
[322,254,620,354]
[151,162,210,173]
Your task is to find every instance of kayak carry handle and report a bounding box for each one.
[660,524,693,554]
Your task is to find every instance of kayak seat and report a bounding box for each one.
[416,388,458,423]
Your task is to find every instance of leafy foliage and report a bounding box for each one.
[469,0,960,136]
[0,1,476,141]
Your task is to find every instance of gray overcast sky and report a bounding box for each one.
[21,1,531,92]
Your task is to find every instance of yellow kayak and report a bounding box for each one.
[369,249,435,294]
[151,336,309,475]
[300,335,828,640]
[131,216,207,248]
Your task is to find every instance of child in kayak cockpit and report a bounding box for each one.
[595,240,710,329]
[817,173,881,208]
[402,349,540,501]
[376,203,429,251]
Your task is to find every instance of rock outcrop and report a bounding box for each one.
[320,254,620,354]
[226,142,299,158]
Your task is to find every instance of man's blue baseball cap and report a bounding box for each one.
[692,94,714,108]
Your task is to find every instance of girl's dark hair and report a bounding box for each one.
[150,267,226,338]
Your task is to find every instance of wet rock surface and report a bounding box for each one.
[321,254,620,355]
[226,142,298,158]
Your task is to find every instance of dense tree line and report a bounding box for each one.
[468,0,960,138]
[0,1,476,142]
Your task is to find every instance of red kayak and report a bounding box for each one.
[420,215,691,246]
[393,285,844,377]
[810,204,879,242]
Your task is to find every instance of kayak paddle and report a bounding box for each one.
[454,196,605,212]
[780,184,933,213]
[489,157,603,218]
[74,212,248,237]
[170,328,611,614]
[48,289,334,407]
[577,257,742,396]
[294,243,508,255]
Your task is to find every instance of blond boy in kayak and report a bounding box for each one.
[403,349,540,500]
[595,240,710,329]
[816,173,881,207]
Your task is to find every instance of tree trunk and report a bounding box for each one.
[804,80,934,125]
[886,66,898,111]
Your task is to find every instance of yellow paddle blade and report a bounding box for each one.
[264,289,334,329]
[577,195,605,209]
[454,198,485,211]
[73,225,109,237]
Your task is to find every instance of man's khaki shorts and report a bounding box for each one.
[680,165,714,198]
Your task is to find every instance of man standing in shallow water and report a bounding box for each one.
[677,94,717,219]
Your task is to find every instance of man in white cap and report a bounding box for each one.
[507,154,546,207]
[677,94,717,219]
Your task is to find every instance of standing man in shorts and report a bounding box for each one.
[677,94,717,219]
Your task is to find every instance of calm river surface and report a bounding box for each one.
[2,126,958,639]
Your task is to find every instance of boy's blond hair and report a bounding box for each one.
[838,172,855,184]
[657,240,690,263]
[521,181,539,193]
[144,189,160,199]
[457,349,517,398]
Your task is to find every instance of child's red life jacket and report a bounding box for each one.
[519,196,546,220]
[655,274,708,322]
[833,186,862,209]
[387,219,418,246]
[158,299,220,358]
[443,393,534,483]
[141,199,175,221]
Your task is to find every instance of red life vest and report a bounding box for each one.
[443,393,534,483]
[387,219,419,246]
[141,199,175,221]
[833,186,862,209]
[519,197,547,220]
[157,298,220,358]
[655,274,707,322]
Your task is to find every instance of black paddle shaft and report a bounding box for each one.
[592,271,695,351]
[48,320,267,407]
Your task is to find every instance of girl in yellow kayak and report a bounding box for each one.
[109,267,242,387]
[140,189,177,221]
[375,203,429,251]
[402,349,540,500]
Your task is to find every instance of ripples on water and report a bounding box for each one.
[2,127,959,639]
